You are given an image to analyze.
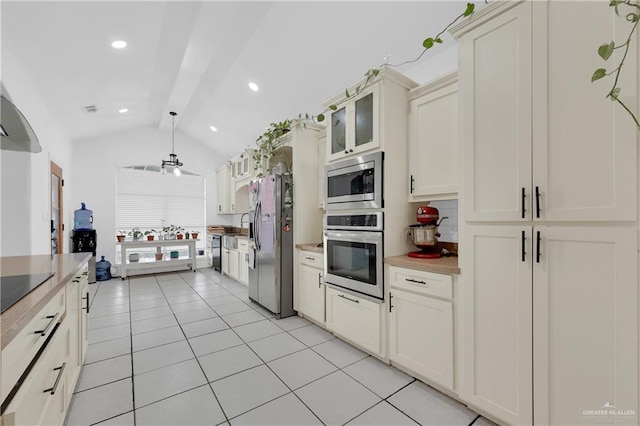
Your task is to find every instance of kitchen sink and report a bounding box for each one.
[223,235,238,249]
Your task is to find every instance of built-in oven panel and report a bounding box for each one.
[324,229,383,300]
[325,151,383,210]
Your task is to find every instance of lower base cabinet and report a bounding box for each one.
[298,264,325,324]
[325,287,383,356]
[2,323,70,426]
[388,266,454,391]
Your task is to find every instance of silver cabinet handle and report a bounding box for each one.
[318,272,322,288]
[337,294,359,304]
[34,313,59,336]
[43,362,66,395]
[305,256,316,261]
[405,278,426,285]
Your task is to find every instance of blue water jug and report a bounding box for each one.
[73,202,93,230]
[96,256,112,281]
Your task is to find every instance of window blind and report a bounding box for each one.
[116,168,205,238]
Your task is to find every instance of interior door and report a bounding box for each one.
[51,161,63,254]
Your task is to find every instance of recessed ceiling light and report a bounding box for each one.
[111,40,127,49]
[118,108,128,113]
[210,126,218,132]
[248,82,259,92]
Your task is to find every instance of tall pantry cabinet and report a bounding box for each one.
[451,1,639,425]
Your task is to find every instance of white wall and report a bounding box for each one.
[402,44,458,85]
[71,126,231,263]
[1,46,74,257]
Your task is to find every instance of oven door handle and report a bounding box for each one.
[323,230,382,244]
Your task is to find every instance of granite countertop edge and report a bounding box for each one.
[1,253,91,349]
[295,243,323,254]
[384,255,460,275]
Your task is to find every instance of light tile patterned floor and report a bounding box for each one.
[65,269,495,426]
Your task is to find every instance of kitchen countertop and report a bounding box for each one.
[384,255,460,275]
[1,253,91,349]
[296,243,323,254]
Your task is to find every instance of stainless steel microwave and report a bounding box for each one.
[324,151,383,210]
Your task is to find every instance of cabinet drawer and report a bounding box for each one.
[300,250,324,269]
[388,266,452,300]
[237,238,249,251]
[1,287,66,403]
[2,323,70,426]
[325,287,383,356]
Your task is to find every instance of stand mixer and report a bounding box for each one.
[407,206,448,259]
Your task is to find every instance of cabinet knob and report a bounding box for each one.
[349,149,353,153]
[345,150,349,154]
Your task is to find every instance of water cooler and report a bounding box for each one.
[71,203,96,283]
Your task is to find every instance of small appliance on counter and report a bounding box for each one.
[407,206,448,259]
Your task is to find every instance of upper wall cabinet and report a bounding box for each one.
[408,72,459,202]
[453,0,637,223]
[230,149,254,182]
[216,164,230,214]
[323,68,418,163]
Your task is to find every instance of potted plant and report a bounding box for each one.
[252,120,293,176]
[155,246,163,261]
[144,229,156,241]
[176,226,185,240]
[116,231,126,242]
[128,227,143,241]
[190,230,199,239]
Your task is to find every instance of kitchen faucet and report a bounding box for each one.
[240,213,249,230]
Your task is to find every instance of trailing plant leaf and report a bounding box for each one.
[598,41,615,60]
[610,87,621,100]
[464,2,475,17]
[423,37,434,49]
[317,113,325,122]
[593,0,640,128]
[329,105,338,111]
[591,68,607,82]
[345,88,350,98]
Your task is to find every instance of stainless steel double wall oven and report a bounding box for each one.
[323,152,384,301]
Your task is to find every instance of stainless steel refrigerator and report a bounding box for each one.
[248,173,294,318]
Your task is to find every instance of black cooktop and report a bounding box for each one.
[0,272,55,313]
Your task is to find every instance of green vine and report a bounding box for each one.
[591,0,640,128]
[254,0,640,171]
[252,3,476,172]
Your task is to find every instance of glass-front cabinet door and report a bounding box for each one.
[327,83,379,162]
[331,106,347,156]
[354,92,374,147]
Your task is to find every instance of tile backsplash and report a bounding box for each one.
[423,199,458,243]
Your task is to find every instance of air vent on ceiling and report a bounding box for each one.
[82,105,98,113]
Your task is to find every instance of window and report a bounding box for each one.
[116,167,205,262]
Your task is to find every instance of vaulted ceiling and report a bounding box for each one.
[2,1,473,159]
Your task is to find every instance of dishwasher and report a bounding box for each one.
[209,234,222,271]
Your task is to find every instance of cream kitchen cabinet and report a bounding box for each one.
[230,150,254,182]
[297,250,325,325]
[408,72,459,202]
[325,286,383,357]
[387,266,454,390]
[237,238,249,286]
[461,224,637,425]
[222,247,239,280]
[453,0,637,223]
[66,265,89,401]
[323,67,417,163]
[317,131,326,209]
[2,323,70,426]
[216,164,232,214]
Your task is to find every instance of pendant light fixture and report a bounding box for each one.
[161,111,183,176]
